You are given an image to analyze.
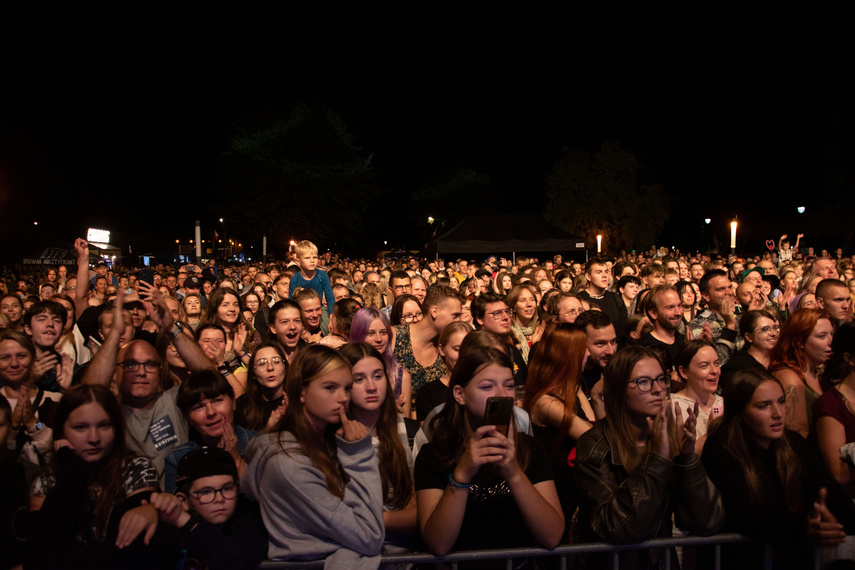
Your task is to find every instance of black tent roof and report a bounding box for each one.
[426,215,587,255]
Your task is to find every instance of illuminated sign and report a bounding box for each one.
[87,228,110,244]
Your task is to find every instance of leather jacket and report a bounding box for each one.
[574,421,724,555]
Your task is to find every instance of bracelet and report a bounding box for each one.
[237,351,248,359]
[448,473,472,488]
[180,513,202,534]
[166,321,185,340]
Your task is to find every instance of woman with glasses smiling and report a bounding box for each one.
[575,346,723,564]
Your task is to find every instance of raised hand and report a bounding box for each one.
[11,385,36,431]
[58,352,74,391]
[646,398,671,459]
[674,400,698,458]
[138,281,173,329]
[265,399,287,432]
[32,352,59,380]
[233,323,247,354]
[74,238,89,260]
[336,405,369,442]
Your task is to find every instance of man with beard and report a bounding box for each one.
[639,286,686,363]
[575,310,618,421]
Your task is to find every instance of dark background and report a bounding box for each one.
[2,19,853,264]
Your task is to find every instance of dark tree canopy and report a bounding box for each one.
[543,142,669,253]
[215,102,380,254]
[407,167,495,235]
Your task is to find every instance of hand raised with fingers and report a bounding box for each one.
[336,405,368,442]
[266,399,286,432]
[32,352,58,380]
[138,281,173,329]
[647,398,671,460]
[58,352,74,391]
[233,323,247,354]
[674,400,698,458]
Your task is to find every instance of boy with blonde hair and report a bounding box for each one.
[288,240,335,314]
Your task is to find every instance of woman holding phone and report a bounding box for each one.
[415,343,563,556]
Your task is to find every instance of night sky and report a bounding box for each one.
[2,24,853,264]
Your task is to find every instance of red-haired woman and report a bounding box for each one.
[770,308,834,437]
[523,322,594,534]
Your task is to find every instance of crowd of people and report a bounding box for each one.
[2,235,855,569]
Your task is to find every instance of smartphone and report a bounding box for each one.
[139,267,154,284]
[484,397,514,437]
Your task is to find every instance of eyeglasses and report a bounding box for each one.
[487,309,510,319]
[189,482,238,504]
[401,312,423,323]
[120,360,162,372]
[629,375,671,392]
[755,325,781,335]
[255,357,284,368]
[392,284,412,291]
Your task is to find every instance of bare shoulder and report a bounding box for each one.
[774,368,803,388]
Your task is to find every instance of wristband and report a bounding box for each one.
[180,513,202,534]
[217,364,231,376]
[166,321,186,340]
[448,473,472,488]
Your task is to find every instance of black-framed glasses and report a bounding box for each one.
[629,375,670,392]
[120,360,162,372]
[392,284,412,291]
[189,482,238,504]
[401,312,423,323]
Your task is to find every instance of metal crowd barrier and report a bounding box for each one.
[257,532,822,570]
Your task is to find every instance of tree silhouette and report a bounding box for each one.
[215,102,380,254]
[544,142,669,253]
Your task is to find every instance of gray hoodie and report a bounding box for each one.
[242,430,384,569]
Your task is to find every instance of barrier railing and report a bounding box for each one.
[257,532,821,569]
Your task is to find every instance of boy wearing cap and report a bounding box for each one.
[148,447,267,570]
